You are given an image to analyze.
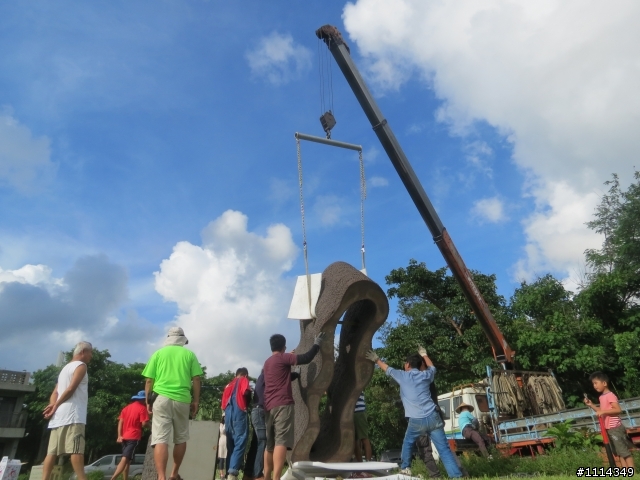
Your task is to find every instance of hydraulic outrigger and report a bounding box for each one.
[316,25,515,369]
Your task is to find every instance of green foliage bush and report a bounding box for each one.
[545,420,602,450]
[412,448,640,478]
[87,471,105,480]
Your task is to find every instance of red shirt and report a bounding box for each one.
[263,352,297,412]
[599,391,622,429]
[119,401,149,440]
[221,376,251,412]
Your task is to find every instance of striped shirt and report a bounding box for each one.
[355,393,366,412]
[600,392,622,429]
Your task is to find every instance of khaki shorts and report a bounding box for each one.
[608,425,633,458]
[354,411,369,440]
[47,423,85,455]
[266,404,294,452]
[151,395,190,445]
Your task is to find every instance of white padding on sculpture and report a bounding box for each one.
[288,269,368,320]
[288,273,322,319]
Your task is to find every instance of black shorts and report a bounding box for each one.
[121,439,139,460]
[217,458,226,470]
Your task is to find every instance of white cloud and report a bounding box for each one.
[246,32,312,86]
[154,210,300,375]
[343,0,640,278]
[0,255,159,371]
[471,197,507,224]
[369,176,389,188]
[513,182,602,281]
[464,141,493,177]
[0,111,55,192]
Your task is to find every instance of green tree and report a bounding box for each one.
[383,261,507,390]
[509,275,606,406]
[363,369,405,455]
[18,350,149,464]
[580,171,640,396]
[198,371,235,421]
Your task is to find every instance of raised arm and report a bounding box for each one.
[365,350,388,372]
[418,345,434,368]
[295,333,326,365]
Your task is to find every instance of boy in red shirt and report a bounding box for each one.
[111,391,151,480]
[584,372,635,469]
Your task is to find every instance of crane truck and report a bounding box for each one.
[314,25,640,456]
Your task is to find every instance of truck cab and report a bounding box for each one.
[438,386,492,440]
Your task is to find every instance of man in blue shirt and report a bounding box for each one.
[456,403,490,458]
[365,346,462,478]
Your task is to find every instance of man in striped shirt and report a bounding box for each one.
[353,392,372,461]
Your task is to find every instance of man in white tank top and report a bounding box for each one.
[42,341,93,480]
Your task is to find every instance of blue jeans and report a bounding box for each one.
[249,407,266,477]
[225,406,248,475]
[401,410,462,478]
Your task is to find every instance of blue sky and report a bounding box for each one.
[1,0,638,374]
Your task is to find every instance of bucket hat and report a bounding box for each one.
[164,326,189,346]
[455,402,475,413]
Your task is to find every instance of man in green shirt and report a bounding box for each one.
[143,327,203,480]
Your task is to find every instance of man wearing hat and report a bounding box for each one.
[456,402,490,458]
[143,327,204,480]
[110,391,151,480]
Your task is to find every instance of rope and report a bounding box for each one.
[317,39,325,116]
[492,372,527,417]
[491,372,565,417]
[328,44,334,116]
[296,136,312,315]
[359,149,367,271]
[525,375,565,414]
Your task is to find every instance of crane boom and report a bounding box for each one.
[316,25,515,368]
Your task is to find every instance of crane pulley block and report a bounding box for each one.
[320,111,336,138]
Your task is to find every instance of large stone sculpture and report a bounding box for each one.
[291,261,389,462]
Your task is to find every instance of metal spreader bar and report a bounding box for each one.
[295,132,362,152]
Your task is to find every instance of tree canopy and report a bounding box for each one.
[364,171,640,454]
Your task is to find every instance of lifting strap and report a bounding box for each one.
[294,132,367,318]
[296,135,313,314]
[359,148,367,272]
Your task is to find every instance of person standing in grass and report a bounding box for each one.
[43,341,93,480]
[263,332,325,480]
[353,392,373,462]
[143,327,203,480]
[365,346,462,478]
[221,367,252,480]
[110,391,150,480]
[218,415,227,479]
[585,372,635,469]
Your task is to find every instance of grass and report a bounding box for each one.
[411,449,640,478]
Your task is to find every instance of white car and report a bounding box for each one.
[70,454,145,480]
